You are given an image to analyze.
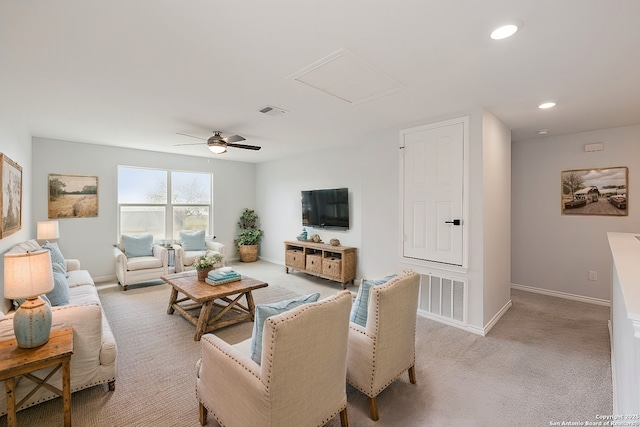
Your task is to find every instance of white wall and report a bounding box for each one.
[32,138,256,280]
[511,124,640,302]
[0,78,32,313]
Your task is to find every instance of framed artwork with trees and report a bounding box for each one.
[1,153,22,238]
[561,167,628,216]
[48,174,98,218]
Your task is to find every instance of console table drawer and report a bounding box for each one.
[306,254,322,274]
[286,250,305,269]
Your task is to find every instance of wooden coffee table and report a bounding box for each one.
[162,270,268,341]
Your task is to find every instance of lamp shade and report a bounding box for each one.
[4,250,54,299]
[37,220,59,240]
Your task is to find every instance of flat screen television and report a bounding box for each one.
[301,188,349,230]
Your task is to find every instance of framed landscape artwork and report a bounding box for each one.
[561,166,628,216]
[0,153,23,238]
[48,174,99,219]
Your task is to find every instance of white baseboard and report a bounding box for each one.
[94,274,116,283]
[483,299,513,335]
[511,283,610,307]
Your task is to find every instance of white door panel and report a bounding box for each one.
[402,120,464,266]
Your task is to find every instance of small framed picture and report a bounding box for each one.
[48,174,99,218]
[0,153,23,238]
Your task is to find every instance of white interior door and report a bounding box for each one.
[401,119,465,266]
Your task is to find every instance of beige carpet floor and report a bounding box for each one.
[0,260,612,426]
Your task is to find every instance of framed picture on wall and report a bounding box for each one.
[48,174,99,218]
[0,153,23,238]
[561,166,628,216]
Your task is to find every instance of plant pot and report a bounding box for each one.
[239,245,258,263]
[197,267,213,281]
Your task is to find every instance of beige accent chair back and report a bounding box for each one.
[173,240,225,273]
[196,290,352,427]
[113,238,168,290]
[347,272,420,420]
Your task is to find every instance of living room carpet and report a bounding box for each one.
[0,261,612,427]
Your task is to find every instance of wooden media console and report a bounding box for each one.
[284,240,357,289]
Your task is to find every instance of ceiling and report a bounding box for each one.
[1,1,639,163]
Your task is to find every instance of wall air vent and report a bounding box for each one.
[258,105,288,116]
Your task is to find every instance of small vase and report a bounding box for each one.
[197,268,212,281]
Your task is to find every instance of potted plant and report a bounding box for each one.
[193,251,223,281]
[236,208,264,262]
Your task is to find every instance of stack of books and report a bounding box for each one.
[205,269,241,286]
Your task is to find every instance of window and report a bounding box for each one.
[117,166,212,242]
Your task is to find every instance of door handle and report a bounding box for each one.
[444,219,461,226]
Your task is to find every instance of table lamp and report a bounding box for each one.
[4,250,55,348]
[37,220,59,242]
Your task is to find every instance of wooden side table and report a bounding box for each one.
[0,327,74,427]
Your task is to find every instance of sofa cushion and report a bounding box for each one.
[122,234,153,258]
[180,230,207,251]
[46,263,70,306]
[250,293,320,364]
[350,274,397,327]
[126,256,163,271]
[42,241,67,274]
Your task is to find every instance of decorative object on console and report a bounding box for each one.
[311,233,321,243]
[3,250,55,348]
[0,153,22,239]
[236,208,264,263]
[37,220,59,242]
[48,173,98,219]
[297,227,308,241]
[330,238,340,246]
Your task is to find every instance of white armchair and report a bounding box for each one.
[173,239,225,273]
[346,272,420,420]
[114,234,168,291]
[196,290,353,427]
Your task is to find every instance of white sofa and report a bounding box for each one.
[0,239,117,416]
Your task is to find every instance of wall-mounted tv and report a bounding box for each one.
[301,188,349,230]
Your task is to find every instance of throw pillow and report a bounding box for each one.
[122,234,154,257]
[180,230,207,251]
[250,293,321,364]
[46,263,70,306]
[350,274,397,327]
[42,242,67,273]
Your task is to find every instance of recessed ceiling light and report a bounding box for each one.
[538,102,557,109]
[537,129,549,135]
[490,21,522,40]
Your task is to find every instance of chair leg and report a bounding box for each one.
[368,397,379,421]
[408,365,417,384]
[340,407,349,427]
[199,402,208,426]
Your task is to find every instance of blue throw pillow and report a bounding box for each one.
[42,242,66,273]
[180,230,207,251]
[122,234,154,257]
[250,293,321,364]
[46,263,70,306]
[349,275,397,327]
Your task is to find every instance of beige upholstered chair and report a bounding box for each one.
[346,272,420,421]
[196,290,352,427]
[173,240,225,273]
[113,234,168,290]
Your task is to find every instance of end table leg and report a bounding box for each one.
[6,377,16,427]
[63,358,72,426]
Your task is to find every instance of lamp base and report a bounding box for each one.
[13,296,52,348]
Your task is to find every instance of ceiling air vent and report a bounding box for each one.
[258,105,288,116]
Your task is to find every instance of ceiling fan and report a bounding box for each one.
[175,131,261,154]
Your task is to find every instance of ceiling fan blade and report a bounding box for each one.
[225,134,246,143]
[174,142,208,146]
[227,143,261,151]
[176,132,206,141]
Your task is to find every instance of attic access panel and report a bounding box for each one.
[289,48,402,104]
